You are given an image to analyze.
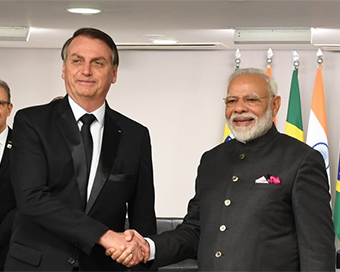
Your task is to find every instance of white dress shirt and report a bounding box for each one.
[68,96,105,201]
[0,126,8,162]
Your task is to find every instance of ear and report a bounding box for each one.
[6,103,13,117]
[271,95,281,117]
[111,66,118,84]
[61,63,66,79]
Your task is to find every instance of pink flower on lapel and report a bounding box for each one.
[268,175,281,184]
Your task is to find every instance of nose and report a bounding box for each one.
[233,98,248,113]
[81,62,92,76]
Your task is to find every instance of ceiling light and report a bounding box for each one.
[0,26,31,41]
[152,39,177,45]
[67,8,101,15]
[234,27,311,44]
[117,43,228,50]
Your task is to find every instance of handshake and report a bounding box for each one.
[98,229,151,268]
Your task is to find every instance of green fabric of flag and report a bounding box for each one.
[285,69,304,142]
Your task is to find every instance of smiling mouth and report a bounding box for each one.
[233,117,255,126]
[77,80,95,85]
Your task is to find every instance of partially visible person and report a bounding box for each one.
[0,79,15,271]
[113,68,335,271]
[5,28,156,271]
[51,95,64,102]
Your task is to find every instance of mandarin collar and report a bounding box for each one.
[236,124,279,149]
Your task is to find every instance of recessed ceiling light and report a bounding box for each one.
[67,8,101,15]
[152,39,177,45]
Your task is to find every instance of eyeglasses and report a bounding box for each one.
[0,100,10,109]
[223,95,272,107]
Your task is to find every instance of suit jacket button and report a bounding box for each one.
[224,199,231,206]
[68,257,76,265]
[215,251,222,258]
[219,225,227,232]
[232,175,238,182]
[239,153,245,160]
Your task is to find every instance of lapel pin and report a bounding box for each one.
[7,141,12,149]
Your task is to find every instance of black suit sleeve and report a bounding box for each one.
[128,128,157,271]
[150,196,199,269]
[127,128,157,236]
[292,149,335,271]
[150,166,201,269]
[0,208,16,245]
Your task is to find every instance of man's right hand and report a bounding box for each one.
[104,229,150,267]
[98,229,148,267]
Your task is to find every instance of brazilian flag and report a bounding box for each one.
[334,153,340,241]
[285,68,304,142]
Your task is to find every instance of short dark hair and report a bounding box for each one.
[61,28,119,67]
[0,79,11,103]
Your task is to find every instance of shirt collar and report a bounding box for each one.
[0,126,8,146]
[68,96,105,127]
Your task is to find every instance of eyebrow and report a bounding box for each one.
[226,93,259,97]
[70,53,82,58]
[70,54,108,63]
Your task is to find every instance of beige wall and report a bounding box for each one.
[1,48,340,219]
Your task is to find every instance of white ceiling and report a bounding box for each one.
[1,0,340,50]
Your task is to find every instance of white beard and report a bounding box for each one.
[226,107,273,142]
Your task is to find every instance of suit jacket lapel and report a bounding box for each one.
[0,128,12,179]
[55,96,88,209]
[85,107,121,214]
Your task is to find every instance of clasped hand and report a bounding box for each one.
[99,229,150,267]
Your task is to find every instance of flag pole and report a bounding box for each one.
[235,49,241,70]
[266,48,276,124]
[266,48,273,77]
[293,50,300,70]
[317,48,323,68]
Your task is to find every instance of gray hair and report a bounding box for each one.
[0,79,11,102]
[228,68,278,96]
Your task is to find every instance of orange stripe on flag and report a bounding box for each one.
[266,66,276,124]
[311,64,328,135]
[266,67,272,78]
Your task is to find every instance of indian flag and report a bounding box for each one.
[285,68,304,142]
[306,63,330,182]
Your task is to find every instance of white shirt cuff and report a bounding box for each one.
[144,237,155,261]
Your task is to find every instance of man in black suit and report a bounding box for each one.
[117,68,335,271]
[5,28,156,271]
[0,79,15,271]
